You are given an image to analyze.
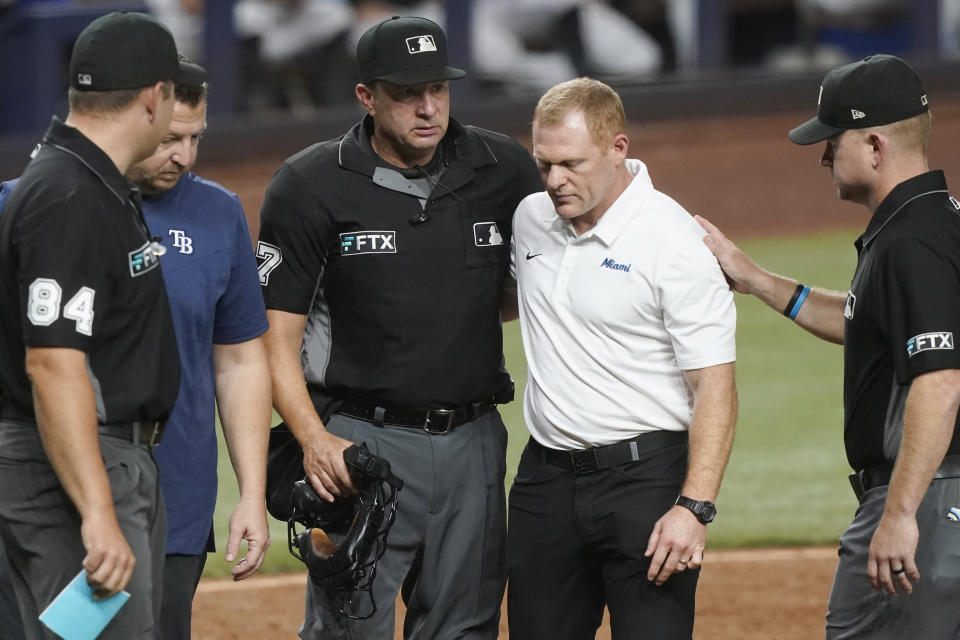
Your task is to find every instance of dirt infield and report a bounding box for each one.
[190,102,960,638]
[192,546,838,639]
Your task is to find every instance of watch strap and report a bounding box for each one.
[675,495,715,524]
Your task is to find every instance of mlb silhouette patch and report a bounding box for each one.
[473,222,503,247]
[406,35,437,54]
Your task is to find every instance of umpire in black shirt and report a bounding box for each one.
[0,12,184,639]
[697,55,960,638]
[258,15,542,639]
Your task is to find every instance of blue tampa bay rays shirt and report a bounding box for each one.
[143,173,268,555]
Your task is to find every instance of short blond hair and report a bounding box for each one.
[882,111,932,155]
[533,77,626,146]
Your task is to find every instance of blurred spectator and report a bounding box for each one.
[147,0,355,112]
[754,0,909,71]
[796,0,908,59]
[800,0,901,15]
[471,0,661,91]
[348,0,441,47]
[941,0,960,57]
[147,0,205,61]
[235,0,355,111]
[351,0,661,93]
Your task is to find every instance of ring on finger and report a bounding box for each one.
[891,567,905,575]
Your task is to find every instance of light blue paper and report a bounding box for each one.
[38,570,130,640]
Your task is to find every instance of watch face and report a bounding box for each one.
[700,502,717,524]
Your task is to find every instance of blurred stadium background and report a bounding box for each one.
[2,0,960,579]
[2,0,960,173]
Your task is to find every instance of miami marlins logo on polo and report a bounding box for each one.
[599,257,631,272]
[341,230,397,256]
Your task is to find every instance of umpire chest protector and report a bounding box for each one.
[259,116,542,408]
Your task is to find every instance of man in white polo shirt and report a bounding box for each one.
[504,77,738,639]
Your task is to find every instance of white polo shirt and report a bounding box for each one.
[510,159,736,450]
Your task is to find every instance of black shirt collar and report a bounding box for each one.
[856,170,948,251]
[339,114,496,177]
[356,116,447,178]
[41,116,140,207]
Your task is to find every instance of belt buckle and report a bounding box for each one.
[848,470,865,501]
[146,422,161,447]
[570,449,599,475]
[423,409,455,434]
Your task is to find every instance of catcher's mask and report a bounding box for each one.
[287,444,403,619]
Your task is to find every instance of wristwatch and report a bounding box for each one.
[675,495,717,525]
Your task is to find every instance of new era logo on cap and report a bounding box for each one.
[851,109,865,120]
[406,35,437,54]
[77,73,93,86]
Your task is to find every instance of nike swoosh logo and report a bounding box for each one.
[526,251,542,260]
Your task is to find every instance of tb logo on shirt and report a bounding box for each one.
[168,229,194,255]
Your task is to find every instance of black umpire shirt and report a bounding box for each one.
[0,117,180,424]
[844,170,960,471]
[258,115,542,409]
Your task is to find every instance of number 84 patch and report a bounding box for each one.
[27,278,95,336]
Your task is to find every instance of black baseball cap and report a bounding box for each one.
[788,54,928,145]
[70,11,189,92]
[177,56,207,90]
[357,16,466,86]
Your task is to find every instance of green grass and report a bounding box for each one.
[204,228,861,577]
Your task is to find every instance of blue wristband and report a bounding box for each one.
[786,285,811,320]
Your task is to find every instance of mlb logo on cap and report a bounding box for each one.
[406,35,437,54]
[356,16,466,86]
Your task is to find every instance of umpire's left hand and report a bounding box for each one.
[644,505,706,586]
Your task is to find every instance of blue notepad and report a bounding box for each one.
[38,570,130,640]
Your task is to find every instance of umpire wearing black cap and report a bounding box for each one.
[0,11,185,638]
[257,15,542,639]
[698,54,960,638]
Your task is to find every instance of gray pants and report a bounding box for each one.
[299,409,508,640]
[0,421,166,640]
[0,540,23,637]
[826,477,960,639]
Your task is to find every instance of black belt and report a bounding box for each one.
[849,454,960,500]
[336,399,495,434]
[98,422,165,447]
[0,403,164,447]
[532,430,688,476]
[0,403,34,423]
